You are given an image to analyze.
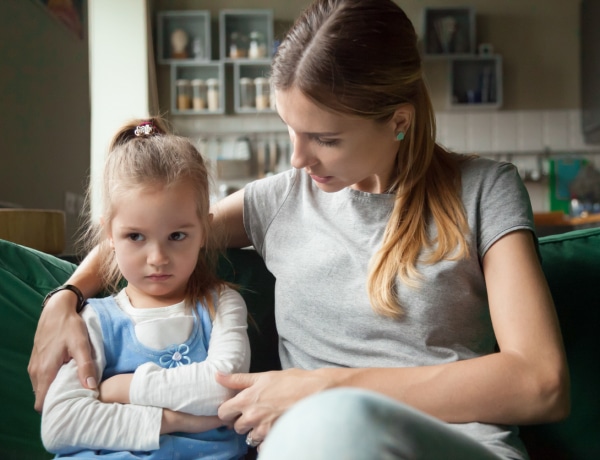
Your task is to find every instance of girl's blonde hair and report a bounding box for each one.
[81,117,223,316]
[271,0,471,318]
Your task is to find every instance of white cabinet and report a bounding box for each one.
[156,9,274,116]
[233,60,274,114]
[449,56,503,109]
[219,9,274,61]
[422,7,503,110]
[170,62,225,115]
[156,11,211,64]
[422,7,475,57]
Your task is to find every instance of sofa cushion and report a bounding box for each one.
[218,248,279,373]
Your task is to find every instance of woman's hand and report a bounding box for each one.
[28,289,97,412]
[99,373,133,404]
[216,369,332,443]
[161,409,223,434]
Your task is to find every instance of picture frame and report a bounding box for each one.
[35,0,84,39]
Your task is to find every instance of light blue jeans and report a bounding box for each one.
[258,388,505,460]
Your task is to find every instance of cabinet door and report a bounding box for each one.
[171,62,224,115]
[233,61,274,114]
[449,56,503,109]
[422,7,475,57]
[219,9,274,61]
[157,11,211,64]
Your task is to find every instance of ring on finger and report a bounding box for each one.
[245,432,261,448]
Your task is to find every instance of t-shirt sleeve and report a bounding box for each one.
[243,169,298,255]
[468,160,535,257]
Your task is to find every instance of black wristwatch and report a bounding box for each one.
[41,284,87,313]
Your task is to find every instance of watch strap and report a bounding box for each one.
[42,284,87,313]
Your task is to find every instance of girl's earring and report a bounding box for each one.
[396,132,405,141]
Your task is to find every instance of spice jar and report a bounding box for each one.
[254,77,270,110]
[176,79,192,110]
[248,31,267,59]
[206,78,220,111]
[239,78,255,109]
[191,79,207,110]
[229,32,247,59]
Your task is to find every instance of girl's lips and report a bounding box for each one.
[147,274,171,281]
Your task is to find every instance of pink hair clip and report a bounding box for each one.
[134,122,156,137]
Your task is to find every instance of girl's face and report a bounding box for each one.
[108,181,207,308]
[276,86,406,194]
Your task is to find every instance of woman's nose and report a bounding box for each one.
[289,135,315,170]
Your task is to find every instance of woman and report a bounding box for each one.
[30,1,569,458]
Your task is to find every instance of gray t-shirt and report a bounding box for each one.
[244,157,534,459]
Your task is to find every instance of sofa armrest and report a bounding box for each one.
[521,227,600,459]
[0,239,76,458]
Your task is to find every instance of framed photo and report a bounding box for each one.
[36,0,84,39]
[422,7,475,57]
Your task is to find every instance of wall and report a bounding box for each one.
[152,0,581,111]
[0,0,90,253]
[88,0,157,221]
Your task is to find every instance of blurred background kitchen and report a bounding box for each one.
[1,0,599,254]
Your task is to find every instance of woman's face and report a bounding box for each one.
[276,86,403,194]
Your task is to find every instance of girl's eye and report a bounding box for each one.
[170,232,186,241]
[128,233,144,242]
[315,137,338,147]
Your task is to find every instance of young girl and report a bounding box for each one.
[40,118,250,459]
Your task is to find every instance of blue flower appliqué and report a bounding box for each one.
[159,344,191,368]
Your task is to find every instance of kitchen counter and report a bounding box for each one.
[534,211,600,237]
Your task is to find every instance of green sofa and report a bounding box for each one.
[1,228,598,459]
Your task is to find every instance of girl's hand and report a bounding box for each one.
[28,290,97,412]
[161,409,223,434]
[216,369,331,443]
[99,373,133,404]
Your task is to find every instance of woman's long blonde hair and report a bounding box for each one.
[271,0,471,318]
[80,117,224,316]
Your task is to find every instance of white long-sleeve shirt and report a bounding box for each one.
[41,287,250,453]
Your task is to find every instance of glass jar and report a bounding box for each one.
[254,77,270,110]
[239,78,255,109]
[248,31,267,59]
[176,79,192,110]
[191,79,207,110]
[229,32,247,59]
[192,37,204,60]
[206,78,220,111]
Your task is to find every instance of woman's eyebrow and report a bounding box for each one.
[278,113,341,136]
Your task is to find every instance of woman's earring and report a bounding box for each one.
[396,132,405,141]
